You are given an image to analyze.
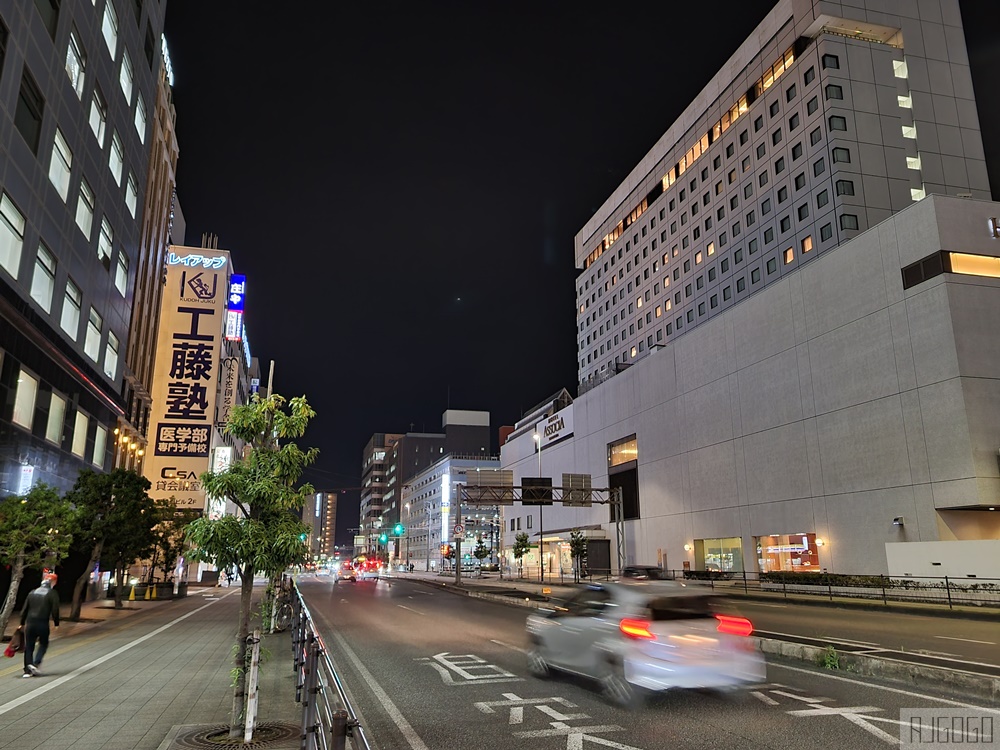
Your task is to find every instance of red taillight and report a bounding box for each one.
[619,618,656,640]
[715,614,753,636]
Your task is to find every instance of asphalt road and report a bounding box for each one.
[298,577,998,750]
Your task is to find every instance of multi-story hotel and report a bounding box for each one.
[501,0,1000,577]
[1,0,167,494]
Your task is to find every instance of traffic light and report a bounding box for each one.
[393,523,405,536]
[299,533,307,541]
[379,533,388,544]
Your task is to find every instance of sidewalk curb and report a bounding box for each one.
[404,575,1000,703]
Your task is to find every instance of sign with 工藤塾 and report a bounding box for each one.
[144,246,231,512]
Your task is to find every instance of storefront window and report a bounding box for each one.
[756,533,819,572]
[694,537,743,571]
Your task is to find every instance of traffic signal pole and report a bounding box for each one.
[454,536,462,586]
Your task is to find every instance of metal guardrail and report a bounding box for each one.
[290,584,372,750]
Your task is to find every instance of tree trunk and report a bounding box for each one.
[70,542,103,621]
[229,564,254,738]
[114,564,125,609]
[0,551,25,637]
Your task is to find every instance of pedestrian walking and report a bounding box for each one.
[20,572,60,677]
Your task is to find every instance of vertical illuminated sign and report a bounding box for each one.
[225,273,246,342]
[145,246,229,512]
[441,474,451,542]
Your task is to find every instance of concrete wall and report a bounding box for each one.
[885,539,1000,579]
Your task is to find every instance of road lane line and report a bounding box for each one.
[397,605,424,615]
[0,591,235,716]
[744,603,788,608]
[491,639,528,654]
[769,663,1000,714]
[330,631,430,750]
[750,691,779,705]
[934,636,995,645]
[820,637,881,646]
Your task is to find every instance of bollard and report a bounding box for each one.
[330,710,349,750]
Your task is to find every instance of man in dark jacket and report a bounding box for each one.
[20,572,60,677]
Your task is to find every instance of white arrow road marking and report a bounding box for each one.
[417,652,521,685]
[786,706,898,745]
[536,704,590,722]
[770,690,832,703]
[475,693,580,725]
[514,722,641,750]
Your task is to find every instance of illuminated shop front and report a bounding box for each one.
[756,533,820,573]
[693,537,743,572]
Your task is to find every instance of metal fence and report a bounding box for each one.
[290,584,372,750]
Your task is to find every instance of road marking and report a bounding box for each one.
[786,705,899,745]
[769,663,1000,714]
[750,691,779,705]
[417,652,520,685]
[0,592,235,716]
[771,690,832,703]
[491,639,528,654]
[934,636,995,645]
[745,603,788,608]
[330,630,431,750]
[397,605,424,615]
[819,637,880,647]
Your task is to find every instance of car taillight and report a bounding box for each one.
[619,618,656,640]
[715,614,753,636]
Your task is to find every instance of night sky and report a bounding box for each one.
[162,3,999,543]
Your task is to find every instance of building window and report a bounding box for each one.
[126,173,138,217]
[134,92,147,142]
[822,54,840,69]
[778,186,788,204]
[34,0,59,37]
[840,214,859,230]
[775,157,785,174]
[48,128,73,202]
[60,279,81,339]
[772,129,782,146]
[797,203,809,220]
[779,216,791,233]
[115,251,128,296]
[109,131,124,185]
[89,87,107,146]
[119,49,134,102]
[98,217,114,266]
[93,425,107,468]
[15,70,45,154]
[764,227,774,244]
[75,179,96,238]
[745,210,755,226]
[783,247,794,264]
[736,277,746,292]
[744,183,753,199]
[762,198,771,215]
[807,96,818,115]
[820,223,833,241]
[754,115,763,132]
[801,235,813,253]
[756,143,766,159]
[901,124,917,139]
[85,307,102,360]
[723,286,731,300]
[102,0,119,58]
[739,129,748,145]
[789,113,800,131]
[687,310,694,323]
[791,142,803,160]
[752,268,761,284]
[817,189,829,208]
[804,67,815,84]
[786,84,797,102]
[698,302,705,316]
[826,84,843,100]
[0,193,26,278]
[835,179,855,196]
[104,331,119,379]
[813,158,826,176]
[12,369,39,429]
[810,127,822,146]
[46,392,65,444]
[769,101,779,117]
[726,143,735,158]
[759,170,768,187]
[30,242,56,313]
[728,169,737,184]
[696,275,704,290]
[65,28,86,98]
[767,258,778,274]
[749,238,758,254]
[72,410,88,458]
[708,267,717,281]
[829,115,847,131]
[794,172,806,190]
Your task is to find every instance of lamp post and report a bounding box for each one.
[533,432,544,583]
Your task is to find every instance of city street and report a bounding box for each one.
[299,577,1000,750]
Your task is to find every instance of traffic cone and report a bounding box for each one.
[144,585,151,600]
[128,585,135,601]
[151,584,157,600]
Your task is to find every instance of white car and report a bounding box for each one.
[525,581,764,707]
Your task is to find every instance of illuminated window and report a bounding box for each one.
[93,425,107,467]
[85,306,102,360]
[134,92,147,142]
[109,131,124,185]
[893,59,908,78]
[48,128,73,201]
[89,87,107,145]
[72,410,88,458]
[801,235,813,253]
[707,241,715,255]
[119,50,133,102]
[98,217,114,264]
[12,369,39,429]
[102,0,119,58]
[901,124,917,139]
[0,193,26,278]
[630,346,636,358]
[911,187,926,201]
[65,29,86,98]
[30,242,56,313]
[115,252,128,296]
[636,296,642,308]
[104,331,119,379]
[783,247,794,264]
[46,393,65,444]
[125,173,138,217]
[898,94,912,108]
[60,279,81,339]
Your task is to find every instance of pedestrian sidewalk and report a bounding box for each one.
[0,583,299,750]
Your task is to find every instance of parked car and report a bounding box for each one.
[525,581,763,707]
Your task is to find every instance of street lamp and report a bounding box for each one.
[533,432,544,583]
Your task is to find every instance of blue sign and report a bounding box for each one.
[228,274,246,312]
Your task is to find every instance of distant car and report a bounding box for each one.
[336,564,356,582]
[620,565,669,580]
[315,567,331,577]
[525,581,764,707]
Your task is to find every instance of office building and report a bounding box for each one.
[1,0,167,494]
[501,0,1000,576]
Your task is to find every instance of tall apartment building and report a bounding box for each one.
[302,490,337,560]
[501,0,1000,576]
[0,0,166,495]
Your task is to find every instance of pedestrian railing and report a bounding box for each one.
[290,584,372,750]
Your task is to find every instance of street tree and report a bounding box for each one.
[103,484,158,608]
[569,529,588,583]
[146,500,200,586]
[0,484,76,636]
[185,393,317,740]
[513,532,530,579]
[472,537,489,577]
[64,469,156,618]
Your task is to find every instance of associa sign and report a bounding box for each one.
[536,405,574,449]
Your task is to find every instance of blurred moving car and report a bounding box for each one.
[525,581,763,707]
[336,564,356,582]
[315,567,331,577]
[620,565,669,580]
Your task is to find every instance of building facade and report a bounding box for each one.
[1,0,167,495]
[501,0,1000,577]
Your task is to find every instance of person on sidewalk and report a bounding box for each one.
[20,572,60,677]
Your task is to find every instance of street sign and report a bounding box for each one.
[454,524,464,536]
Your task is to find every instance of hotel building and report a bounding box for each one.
[501,0,1000,576]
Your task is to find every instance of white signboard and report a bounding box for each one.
[535,404,574,449]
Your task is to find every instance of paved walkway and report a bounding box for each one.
[0,583,299,750]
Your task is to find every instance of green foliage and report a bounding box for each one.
[66,469,154,556]
[150,500,200,583]
[818,645,841,670]
[512,532,530,562]
[569,529,588,563]
[0,483,76,572]
[473,538,489,562]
